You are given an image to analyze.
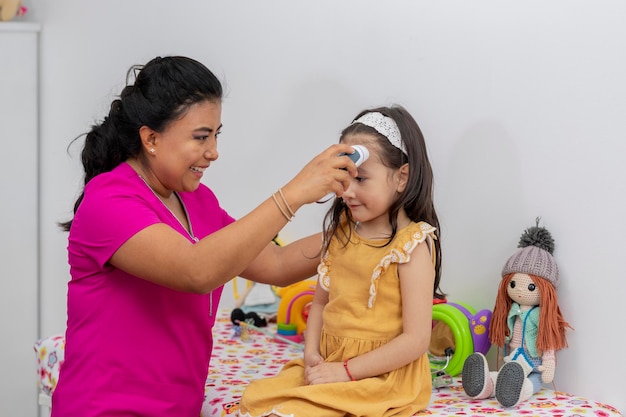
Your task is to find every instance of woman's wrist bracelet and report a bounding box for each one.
[271,192,292,222]
[343,358,356,381]
[277,187,296,218]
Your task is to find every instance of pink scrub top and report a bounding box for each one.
[52,162,235,416]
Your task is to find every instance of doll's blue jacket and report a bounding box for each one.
[505,302,541,358]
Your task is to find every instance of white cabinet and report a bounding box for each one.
[0,22,40,417]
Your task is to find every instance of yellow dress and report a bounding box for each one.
[238,221,436,417]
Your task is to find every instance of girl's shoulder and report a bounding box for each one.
[396,221,437,244]
[390,221,437,262]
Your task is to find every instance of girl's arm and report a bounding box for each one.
[306,241,434,384]
[303,286,328,371]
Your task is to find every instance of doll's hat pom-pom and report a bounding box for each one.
[518,217,555,255]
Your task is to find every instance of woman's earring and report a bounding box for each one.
[150,148,156,154]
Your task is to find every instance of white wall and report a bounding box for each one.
[26,0,626,413]
[0,22,40,417]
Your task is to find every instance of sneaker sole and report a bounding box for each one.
[462,353,488,398]
[495,361,525,408]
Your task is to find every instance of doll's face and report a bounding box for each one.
[507,273,540,307]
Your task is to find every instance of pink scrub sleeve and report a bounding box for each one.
[69,175,162,276]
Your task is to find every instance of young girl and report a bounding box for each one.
[238,105,443,417]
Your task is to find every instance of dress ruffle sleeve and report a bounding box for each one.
[367,222,437,308]
[317,250,331,292]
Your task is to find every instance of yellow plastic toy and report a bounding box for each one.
[275,279,316,335]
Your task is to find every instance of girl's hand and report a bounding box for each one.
[304,361,351,385]
[303,350,324,369]
[281,144,358,209]
[303,350,324,385]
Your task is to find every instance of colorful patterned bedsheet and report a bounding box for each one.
[35,309,622,417]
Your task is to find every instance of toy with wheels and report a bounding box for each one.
[429,299,492,377]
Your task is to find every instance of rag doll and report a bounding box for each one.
[462,219,572,408]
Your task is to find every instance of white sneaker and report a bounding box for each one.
[462,353,493,399]
[495,361,534,407]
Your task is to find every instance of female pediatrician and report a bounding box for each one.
[51,55,357,417]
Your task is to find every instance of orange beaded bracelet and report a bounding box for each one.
[343,358,356,381]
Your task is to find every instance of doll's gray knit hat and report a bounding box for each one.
[501,218,559,288]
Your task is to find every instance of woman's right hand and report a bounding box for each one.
[281,144,358,210]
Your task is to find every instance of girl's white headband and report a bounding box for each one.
[352,112,406,154]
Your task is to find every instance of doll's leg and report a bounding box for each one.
[495,361,534,408]
[527,370,543,394]
[462,353,495,399]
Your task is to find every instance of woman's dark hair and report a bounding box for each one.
[59,56,223,231]
[321,105,444,299]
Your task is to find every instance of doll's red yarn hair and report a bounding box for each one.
[490,273,572,355]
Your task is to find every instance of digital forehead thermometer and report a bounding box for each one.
[317,145,369,203]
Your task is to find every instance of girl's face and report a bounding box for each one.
[340,134,407,234]
[507,273,541,307]
[147,100,222,195]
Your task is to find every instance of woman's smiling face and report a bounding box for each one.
[147,100,222,195]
